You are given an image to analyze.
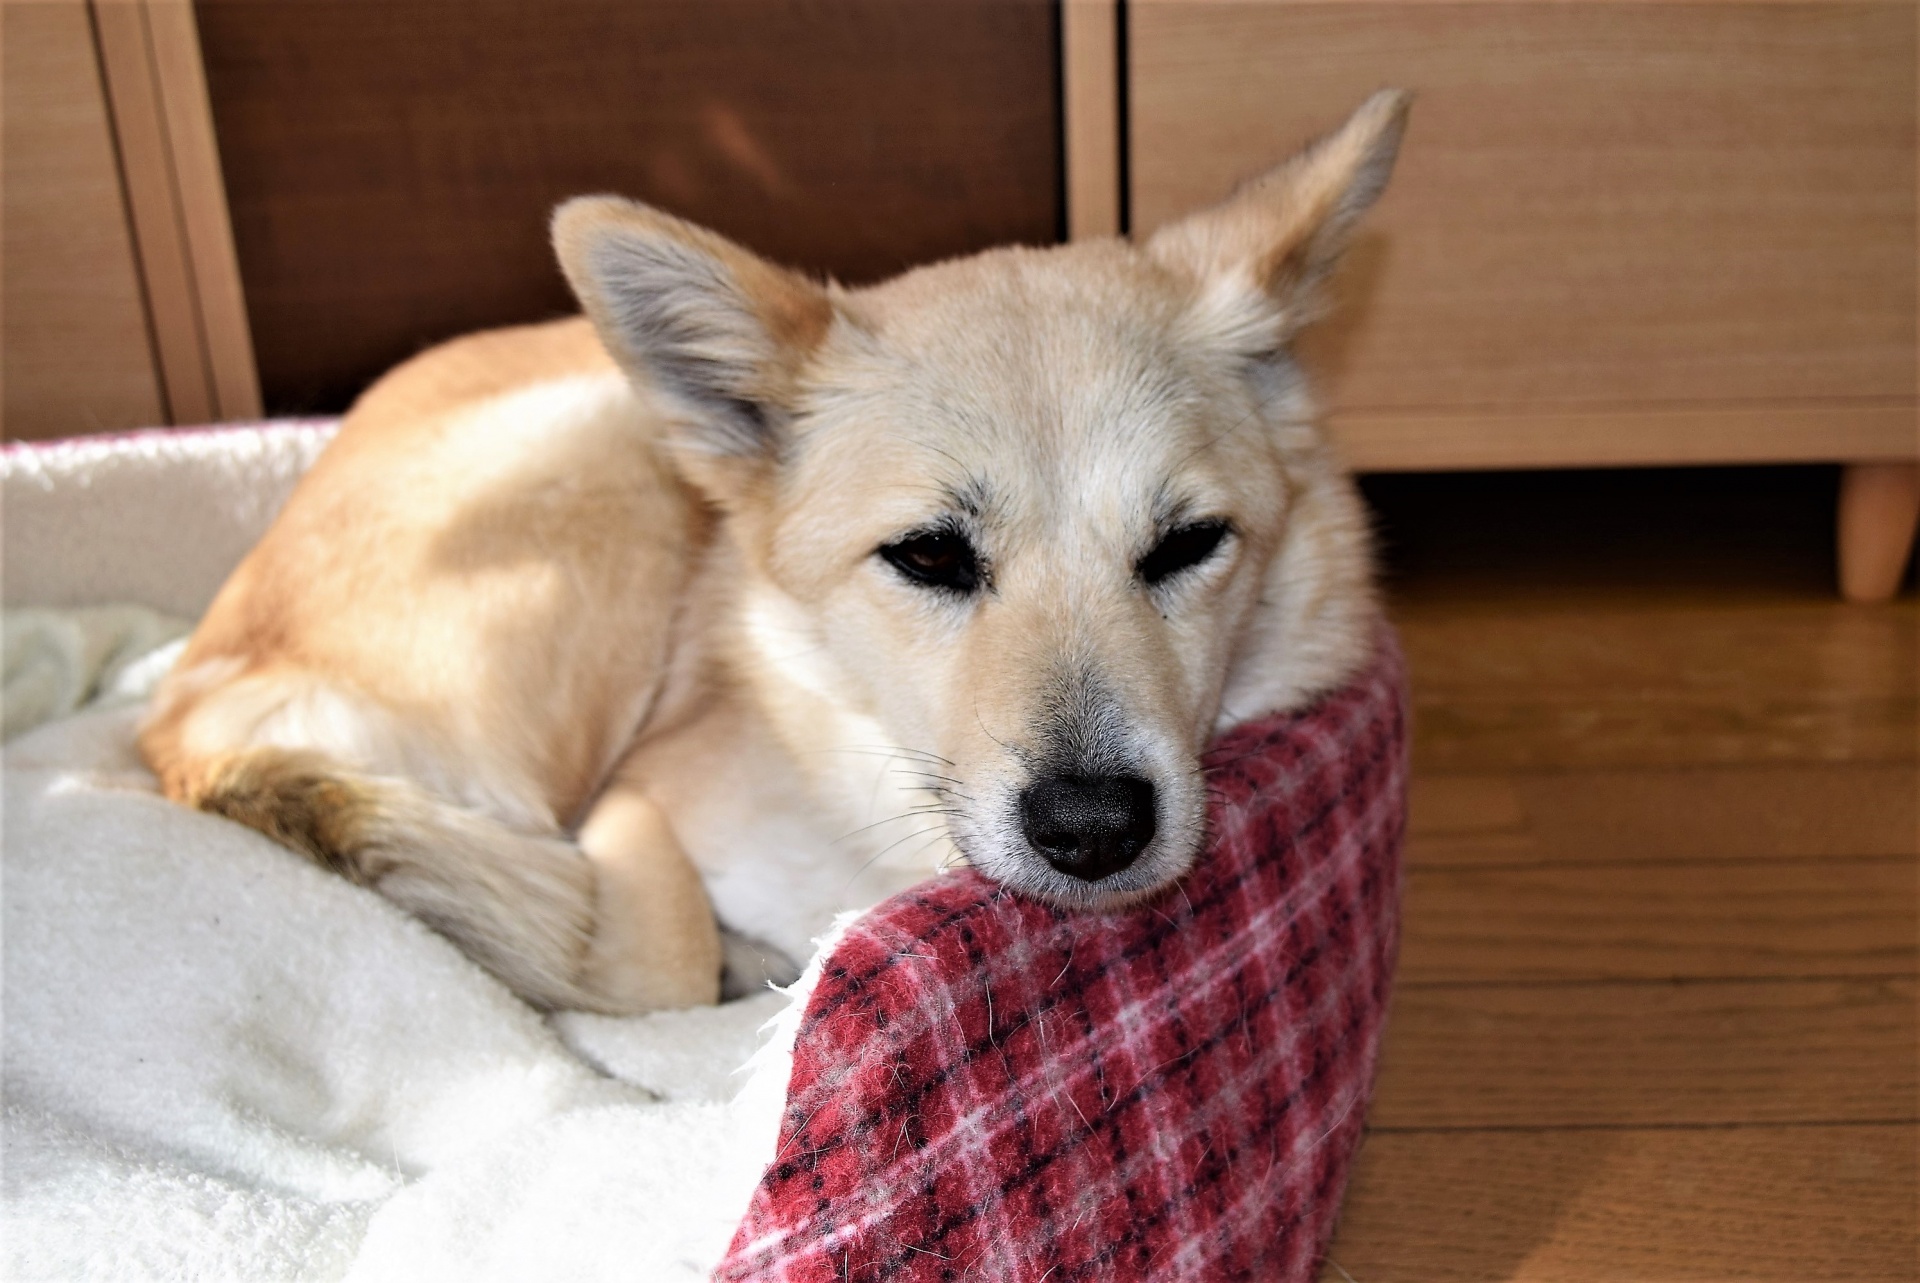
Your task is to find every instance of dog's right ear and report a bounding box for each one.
[553,197,832,500]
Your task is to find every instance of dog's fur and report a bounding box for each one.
[139,91,1410,1014]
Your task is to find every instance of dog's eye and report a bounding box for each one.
[880,529,982,594]
[1138,520,1231,586]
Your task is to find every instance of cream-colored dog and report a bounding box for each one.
[140,91,1409,1014]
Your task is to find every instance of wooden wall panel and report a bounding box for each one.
[1129,2,1918,420]
[1063,0,1122,239]
[2,0,165,440]
[94,0,261,426]
[194,0,1064,414]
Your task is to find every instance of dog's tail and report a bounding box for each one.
[161,747,613,1012]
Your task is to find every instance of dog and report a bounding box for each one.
[138,90,1409,1015]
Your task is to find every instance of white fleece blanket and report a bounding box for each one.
[1,426,816,1281]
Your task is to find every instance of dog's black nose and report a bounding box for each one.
[1020,773,1157,882]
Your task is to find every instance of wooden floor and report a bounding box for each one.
[1320,468,1919,1282]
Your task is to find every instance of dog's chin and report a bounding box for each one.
[960,837,1201,913]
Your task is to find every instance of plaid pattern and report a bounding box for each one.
[716,633,1408,1283]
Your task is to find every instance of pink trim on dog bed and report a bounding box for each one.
[718,632,1408,1282]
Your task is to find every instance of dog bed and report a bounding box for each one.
[2,424,1407,1282]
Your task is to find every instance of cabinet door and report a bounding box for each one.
[194,0,1061,414]
[3,0,164,440]
[1129,0,1917,470]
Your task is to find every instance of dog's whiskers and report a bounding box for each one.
[971,698,1023,760]
[831,804,965,847]
[891,770,975,802]
[890,767,967,787]
[902,826,962,872]
[829,743,957,767]
[842,822,956,891]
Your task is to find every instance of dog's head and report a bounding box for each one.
[556,91,1407,908]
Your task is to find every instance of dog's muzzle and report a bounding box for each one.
[1018,772,1158,882]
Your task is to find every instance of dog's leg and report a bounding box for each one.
[575,786,724,1012]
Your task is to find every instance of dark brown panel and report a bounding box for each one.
[196,0,1062,413]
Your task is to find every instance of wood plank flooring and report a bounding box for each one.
[1402,856,1915,983]
[1327,1127,1914,1282]
[1318,473,1918,1280]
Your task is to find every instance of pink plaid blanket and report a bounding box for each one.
[717,632,1408,1282]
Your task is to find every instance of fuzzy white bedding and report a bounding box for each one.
[2,426,816,1281]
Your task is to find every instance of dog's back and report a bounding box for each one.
[139,315,723,1011]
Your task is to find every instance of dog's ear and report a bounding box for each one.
[553,196,832,497]
[1147,89,1410,351]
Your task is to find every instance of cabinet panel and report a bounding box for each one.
[1130,2,1917,420]
[195,0,1062,414]
[3,0,164,440]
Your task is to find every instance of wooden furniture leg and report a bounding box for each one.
[1837,462,1920,603]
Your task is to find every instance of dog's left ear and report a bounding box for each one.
[1147,89,1410,351]
[553,196,833,501]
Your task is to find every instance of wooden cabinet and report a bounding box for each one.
[1124,0,1916,472]
[4,0,166,438]
[191,0,1059,413]
[10,0,1915,594]
[2,0,258,441]
[3,0,1054,431]
[1063,0,1917,595]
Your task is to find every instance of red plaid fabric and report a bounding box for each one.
[715,632,1408,1283]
